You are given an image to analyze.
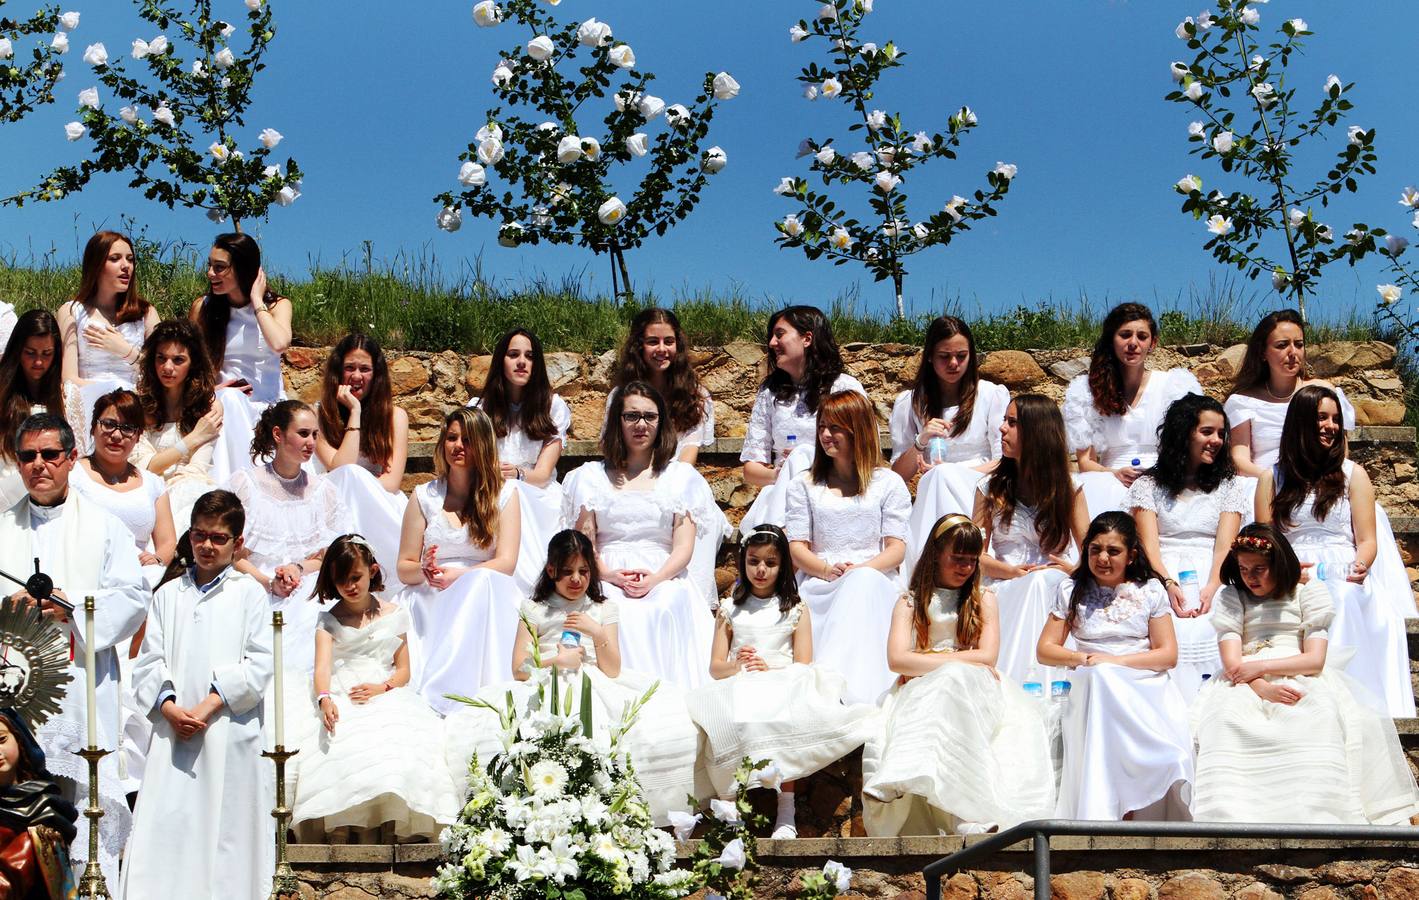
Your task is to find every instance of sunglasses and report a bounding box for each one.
[16,448,67,464]
[620,412,660,425]
[190,529,235,547]
[97,418,142,437]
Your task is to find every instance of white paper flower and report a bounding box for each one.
[789,24,808,42]
[636,94,665,119]
[556,135,583,163]
[1386,235,1409,255]
[1324,73,1342,95]
[64,121,85,141]
[492,61,514,87]
[1286,17,1307,32]
[665,104,690,129]
[667,810,700,840]
[860,42,878,56]
[875,171,901,193]
[781,215,804,238]
[1212,131,1234,154]
[1184,80,1204,102]
[1400,186,1419,209]
[1175,17,1195,39]
[258,128,283,149]
[951,106,978,129]
[219,22,236,39]
[818,3,837,21]
[477,137,504,165]
[993,161,1018,180]
[246,0,263,9]
[1271,269,1289,291]
[1170,61,1189,83]
[715,838,746,871]
[774,177,797,196]
[208,141,230,162]
[1347,125,1366,146]
[829,227,852,249]
[1239,7,1259,26]
[1250,82,1276,107]
[821,77,842,99]
[703,146,727,173]
[51,33,69,54]
[709,797,742,824]
[82,42,107,66]
[577,17,612,47]
[150,105,174,127]
[458,161,486,186]
[131,39,151,59]
[944,195,967,223]
[473,1,502,27]
[1378,284,1402,306]
[713,72,740,101]
[815,147,837,166]
[192,59,204,76]
[77,87,99,109]
[625,133,649,157]
[608,43,635,69]
[1176,174,1202,193]
[581,137,601,160]
[526,35,555,61]
[847,151,871,171]
[58,11,80,30]
[1206,214,1234,236]
[866,109,888,131]
[119,106,139,124]
[213,46,235,69]
[598,197,627,225]
[1188,121,1204,137]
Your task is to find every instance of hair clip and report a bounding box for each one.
[739,526,779,546]
[930,513,975,541]
[1231,534,1273,553]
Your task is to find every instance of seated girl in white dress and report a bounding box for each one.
[313,332,410,577]
[470,328,572,593]
[862,514,1055,837]
[896,316,1010,573]
[132,320,223,530]
[189,232,292,483]
[396,407,523,714]
[974,394,1089,685]
[1128,394,1250,700]
[1191,525,1419,824]
[563,383,714,689]
[786,390,912,705]
[1256,386,1414,717]
[740,305,866,531]
[1062,303,1202,518]
[0,310,85,508]
[686,525,876,839]
[443,529,700,825]
[292,535,457,841]
[606,308,729,607]
[1037,511,1192,821]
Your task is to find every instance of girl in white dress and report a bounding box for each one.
[607,308,729,607]
[0,310,85,508]
[1256,386,1414,717]
[687,525,876,839]
[1128,394,1249,700]
[740,305,866,531]
[292,535,457,841]
[897,316,1010,573]
[1191,525,1419,824]
[563,382,714,689]
[862,515,1055,837]
[1038,511,1192,821]
[785,390,912,705]
[313,332,410,578]
[396,407,523,714]
[132,319,224,531]
[444,529,701,826]
[1062,303,1203,518]
[974,394,1089,685]
[189,232,292,483]
[470,328,572,593]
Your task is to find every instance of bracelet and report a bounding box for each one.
[516,467,524,480]
[346,426,361,432]
[1162,578,1179,588]
[913,434,929,452]
[316,691,331,705]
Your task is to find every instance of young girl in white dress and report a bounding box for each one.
[1128,394,1249,700]
[1256,386,1414,717]
[1191,525,1419,824]
[607,308,729,607]
[0,310,85,507]
[292,535,457,841]
[313,332,410,577]
[396,407,523,714]
[897,316,1010,573]
[862,515,1055,837]
[471,328,573,592]
[1037,511,1192,821]
[132,319,224,531]
[563,383,714,689]
[1063,303,1203,518]
[740,305,866,531]
[786,390,912,705]
[189,232,292,483]
[687,525,876,839]
[974,394,1089,685]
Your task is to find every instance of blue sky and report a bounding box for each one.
[1,0,1415,322]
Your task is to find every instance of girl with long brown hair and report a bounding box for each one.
[973,394,1090,685]
[57,230,159,391]
[862,514,1055,836]
[1256,385,1414,717]
[0,309,85,506]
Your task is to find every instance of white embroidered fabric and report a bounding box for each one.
[1049,578,1171,655]
[228,464,345,572]
[468,394,571,470]
[414,478,513,565]
[739,373,865,464]
[887,380,1009,464]
[1062,368,1203,466]
[1125,474,1252,553]
[721,596,803,668]
[783,468,911,564]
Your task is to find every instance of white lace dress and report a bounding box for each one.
[211,301,287,483]
[1271,460,1414,717]
[1125,473,1253,700]
[398,479,524,714]
[983,493,1079,686]
[561,461,715,689]
[685,596,877,798]
[133,421,217,531]
[738,373,866,531]
[1051,579,1194,821]
[1190,582,1419,824]
[443,593,702,826]
[785,468,912,704]
[290,606,458,840]
[862,588,1056,835]
[1063,368,1203,518]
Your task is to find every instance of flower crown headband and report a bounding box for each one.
[1232,534,1273,554]
[930,513,975,541]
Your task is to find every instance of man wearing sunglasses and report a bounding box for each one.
[0,412,146,884]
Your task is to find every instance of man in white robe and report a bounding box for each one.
[0,412,147,884]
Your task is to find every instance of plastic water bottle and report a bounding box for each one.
[1314,561,1354,582]
[926,436,949,465]
[1049,671,1072,705]
[1177,570,1202,613]
[1131,457,1142,468]
[559,629,582,650]
[1022,665,1045,699]
[782,433,798,463]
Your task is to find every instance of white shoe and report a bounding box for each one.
[770,823,798,840]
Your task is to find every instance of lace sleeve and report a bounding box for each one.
[1211,586,1244,642]
[559,463,606,528]
[1061,375,1097,453]
[783,474,812,544]
[1297,580,1334,641]
[1331,385,1357,431]
[1125,475,1158,513]
[739,387,774,464]
[63,382,90,456]
[878,470,912,542]
[888,391,918,463]
[313,478,348,552]
[1218,476,1253,516]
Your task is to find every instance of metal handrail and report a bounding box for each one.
[923,819,1419,900]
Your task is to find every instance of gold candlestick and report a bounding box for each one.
[78,596,111,899]
[265,610,300,900]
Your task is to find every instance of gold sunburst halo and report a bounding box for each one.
[0,596,73,728]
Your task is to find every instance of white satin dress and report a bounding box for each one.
[984,494,1079,686]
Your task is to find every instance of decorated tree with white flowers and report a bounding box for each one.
[1166,1,1385,322]
[773,0,1016,320]
[433,0,739,301]
[3,0,302,232]
[0,4,77,124]
[1370,187,1419,349]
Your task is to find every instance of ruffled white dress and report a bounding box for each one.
[1125,473,1253,700]
[1063,368,1203,518]
[562,461,714,689]
[308,445,408,581]
[70,301,146,439]
[1191,582,1419,824]
[785,468,912,705]
[897,381,1010,574]
[133,421,217,532]
[442,593,702,826]
[399,479,524,715]
[1271,460,1415,717]
[984,495,1079,686]
[738,373,866,531]
[1051,579,1194,821]
[685,596,877,798]
[291,606,458,840]
[210,301,286,484]
[862,588,1056,835]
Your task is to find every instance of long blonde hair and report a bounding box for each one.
[907,514,986,651]
[434,407,502,547]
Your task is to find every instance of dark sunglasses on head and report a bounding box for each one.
[17,448,67,463]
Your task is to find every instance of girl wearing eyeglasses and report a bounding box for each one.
[0,309,86,508]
